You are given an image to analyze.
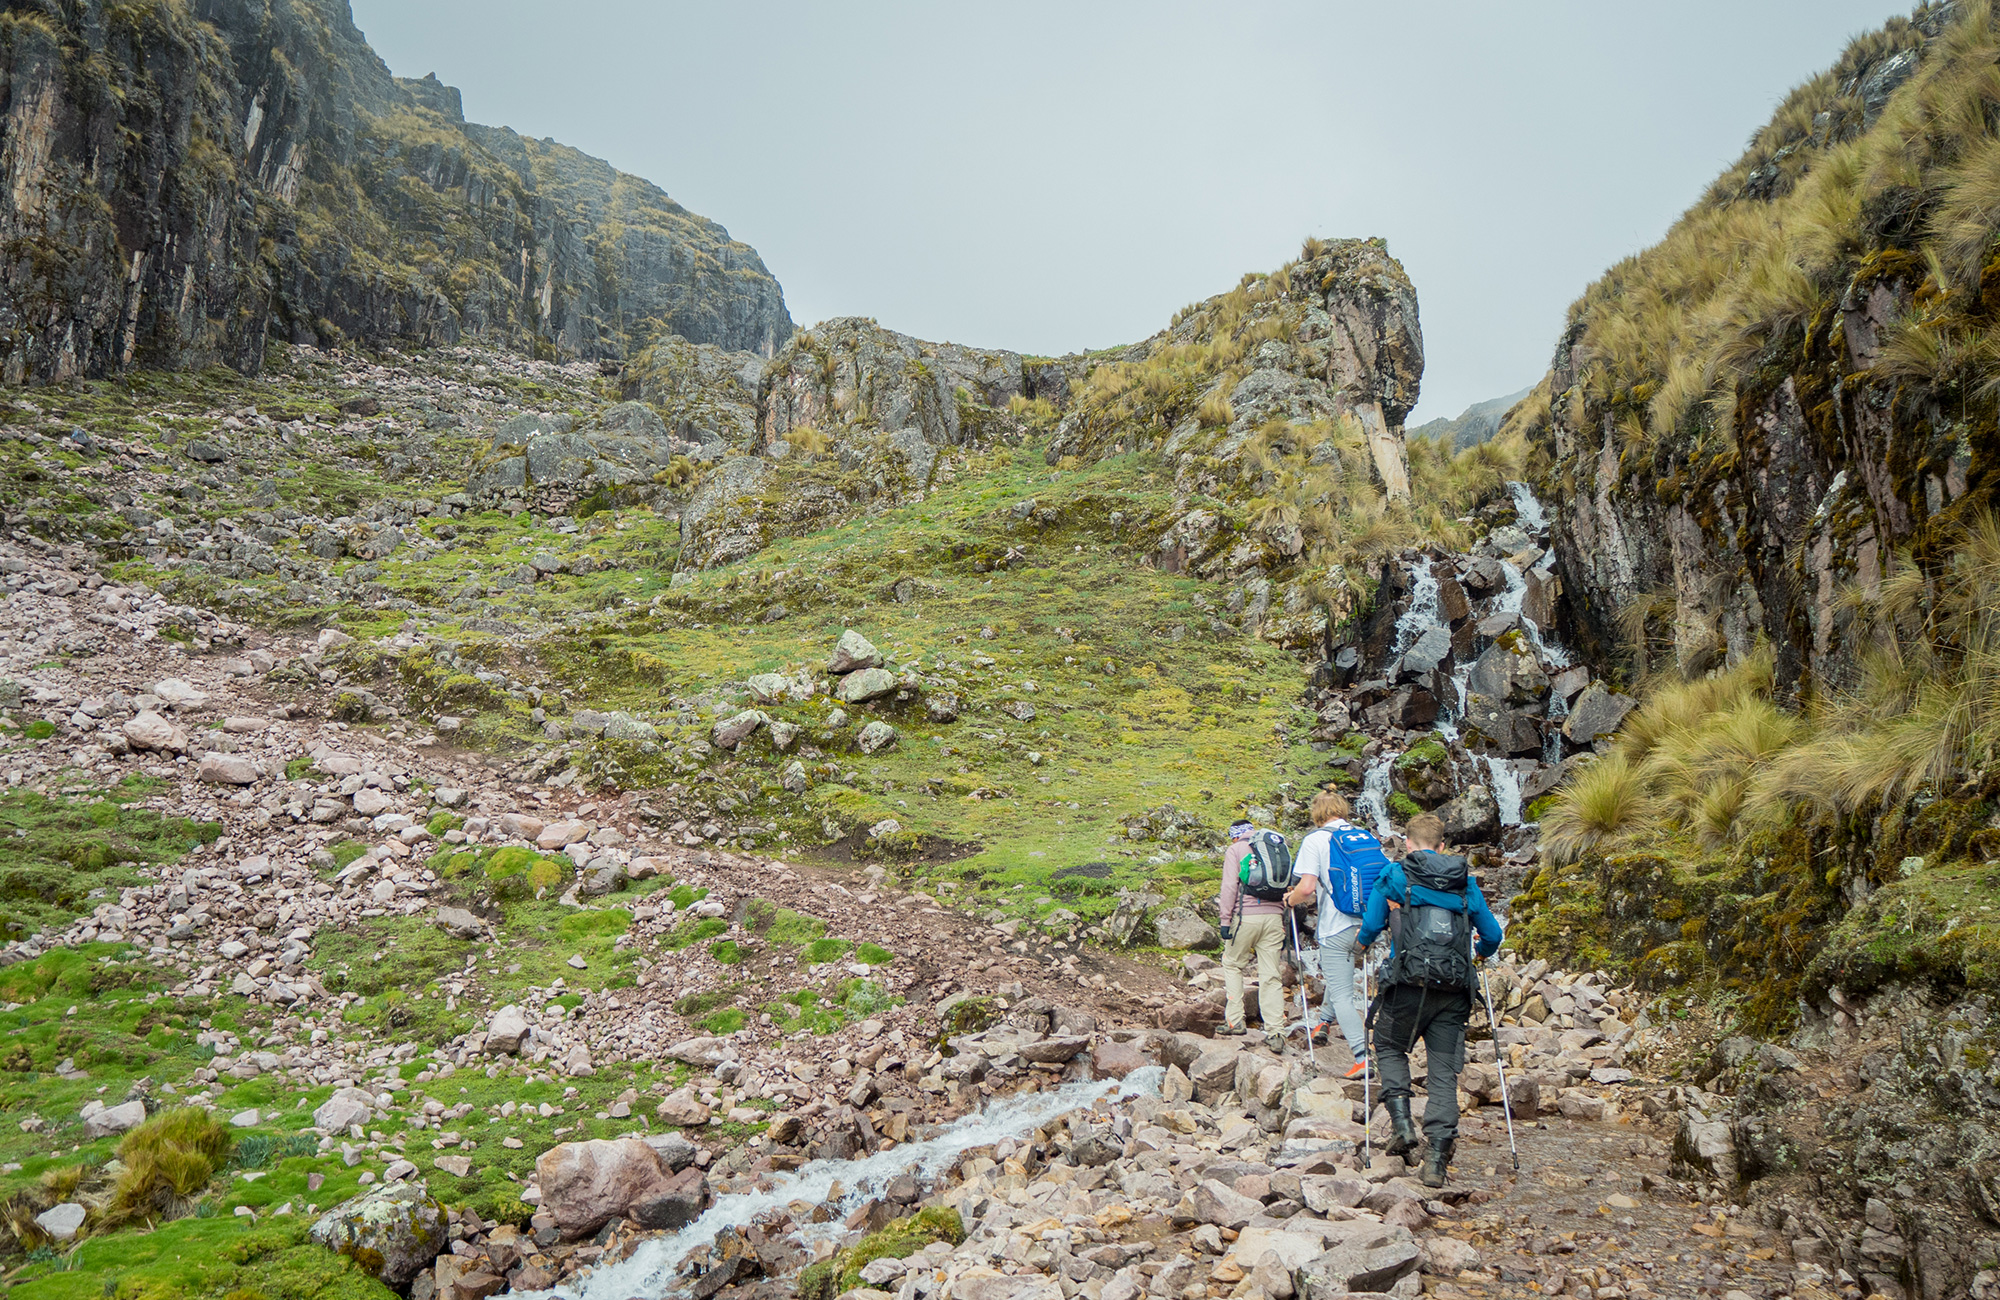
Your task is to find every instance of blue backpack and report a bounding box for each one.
[1317,823,1390,917]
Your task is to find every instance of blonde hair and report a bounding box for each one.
[1405,812,1444,847]
[1310,790,1351,825]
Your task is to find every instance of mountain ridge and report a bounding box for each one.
[0,0,792,386]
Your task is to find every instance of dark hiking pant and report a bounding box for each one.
[1372,982,1471,1147]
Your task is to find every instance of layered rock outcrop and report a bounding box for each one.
[0,0,790,386]
[1529,4,1990,698]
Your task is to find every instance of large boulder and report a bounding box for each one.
[1151,907,1219,951]
[82,1100,147,1138]
[1294,1220,1422,1298]
[485,1006,530,1054]
[535,1138,678,1239]
[1436,785,1500,844]
[314,1086,378,1132]
[857,721,898,755]
[310,1181,449,1289]
[1188,1178,1263,1229]
[1465,640,1550,707]
[834,667,897,704]
[196,752,259,785]
[122,710,184,751]
[711,710,768,750]
[1562,682,1636,746]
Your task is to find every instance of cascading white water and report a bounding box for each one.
[1358,753,1397,838]
[1506,480,1547,532]
[1389,556,1440,661]
[538,1068,1165,1300]
[1543,692,1570,766]
[1484,756,1524,826]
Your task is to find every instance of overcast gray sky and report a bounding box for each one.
[350,0,1906,423]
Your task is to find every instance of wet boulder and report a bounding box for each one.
[536,1138,680,1238]
[1463,699,1542,757]
[1393,625,1453,685]
[1562,682,1636,747]
[1437,785,1500,844]
[1466,638,1549,706]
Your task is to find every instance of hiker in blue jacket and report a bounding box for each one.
[1357,811,1503,1188]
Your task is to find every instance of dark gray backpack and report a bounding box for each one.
[1386,850,1474,991]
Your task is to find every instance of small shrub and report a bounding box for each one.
[106,1106,231,1226]
[801,938,851,964]
[23,721,55,740]
[855,942,895,965]
[329,841,368,869]
[709,939,742,965]
[664,917,728,950]
[698,1008,745,1034]
[673,988,735,1018]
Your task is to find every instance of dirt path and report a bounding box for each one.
[1420,1111,1796,1300]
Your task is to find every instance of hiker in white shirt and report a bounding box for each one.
[1283,790,1378,1080]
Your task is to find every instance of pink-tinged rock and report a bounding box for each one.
[198,752,260,785]
[536,820,591,850]
[534,1138,675,1238]
[123,711,182,751]
[497,812,545,839]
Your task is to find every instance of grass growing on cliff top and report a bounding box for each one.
[1556,1,2000,458]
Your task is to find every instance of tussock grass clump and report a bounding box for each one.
[1545,509,2000,860]
[105,1107,231,1227]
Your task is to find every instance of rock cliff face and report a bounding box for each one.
[0,0,790,386]
[1529,3,1994,697]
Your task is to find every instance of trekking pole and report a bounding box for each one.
[1287,908,1317,1069]
[1360,940,1372,1167]
[1478,964,1521,1172]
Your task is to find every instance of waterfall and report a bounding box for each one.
[1484,756,1524,826]
[1506,480,1547,533]
[1358,753,1398,838]
[1388,555,1440,661]
[535,1068,1165,1300]
[1544,691,1570,766]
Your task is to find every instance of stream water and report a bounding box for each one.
[542,1067,1166,1300]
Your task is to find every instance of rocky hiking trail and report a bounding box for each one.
[0,527,1855,1300]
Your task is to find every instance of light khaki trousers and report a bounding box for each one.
[1222,911,1286,1031]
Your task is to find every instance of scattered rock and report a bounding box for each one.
[309,1181,449,1288]
[34,1203,85,1242]
[828,630,884,674]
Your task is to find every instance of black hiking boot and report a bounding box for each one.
[1383,1096,1422,1163]
[1420,1138,1455,1188]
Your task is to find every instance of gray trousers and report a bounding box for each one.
[1372,982,1471,1146]
[1311,925,1368,1060]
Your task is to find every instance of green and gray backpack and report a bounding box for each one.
[1238,828,1296,903]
